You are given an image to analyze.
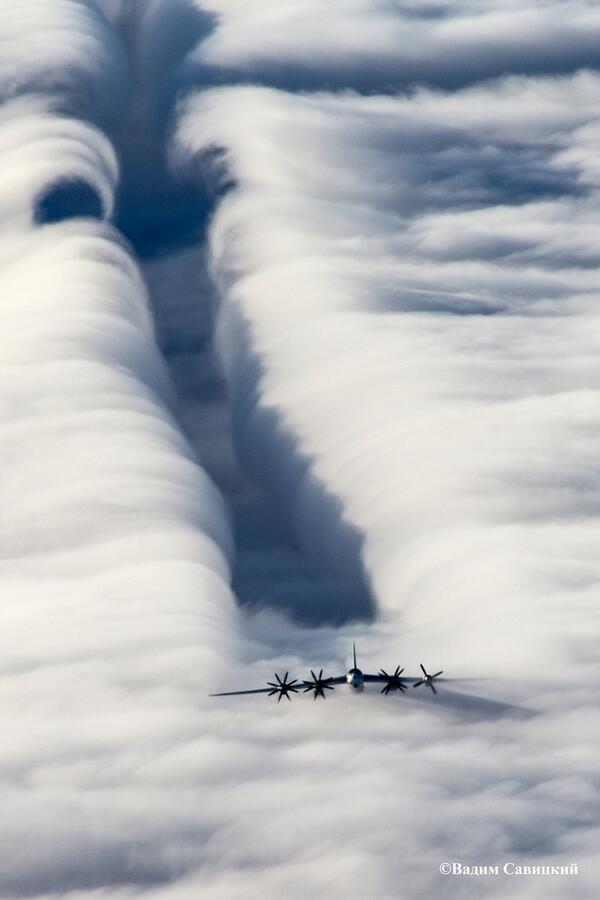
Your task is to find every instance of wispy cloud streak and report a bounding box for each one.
[191,0,600,91]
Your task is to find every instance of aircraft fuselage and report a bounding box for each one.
[346,667,364,690]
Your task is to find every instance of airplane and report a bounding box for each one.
[210,644,447,702]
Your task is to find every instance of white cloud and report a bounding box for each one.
[176,78,600,668]
[171,76,600,895]
[0,97,118,227]
[0,0,129,124]
[192,0,600,90]
[2,2,600,898]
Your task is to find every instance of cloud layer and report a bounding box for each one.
[190,0,600,91]
[177,75,600,669]
[1,1,600,899]
[0,3,239,893]
[0,0,129,124]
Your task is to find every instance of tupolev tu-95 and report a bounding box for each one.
[210,644,451,701]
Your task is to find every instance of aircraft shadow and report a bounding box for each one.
[402,686,535,721]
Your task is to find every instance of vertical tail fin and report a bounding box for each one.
[353,642,357,669]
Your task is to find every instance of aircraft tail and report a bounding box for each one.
[353,642,357,669]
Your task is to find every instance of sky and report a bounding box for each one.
[1,1,599,898]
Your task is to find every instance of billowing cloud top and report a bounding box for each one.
[193,0,600,90]
[176,75,600,672]
[0,0,129,123]
[0,97,118,226]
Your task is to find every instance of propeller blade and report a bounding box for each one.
[381,664,408,695]
[420,664,428,676]
[433,671,443,678]
[430,683,437,695]
[303,668,335,698]
[413,679,425,687]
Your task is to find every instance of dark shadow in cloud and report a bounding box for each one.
[115,159,215,258]
[385,142,584,219]
[179,40,600,99]
[3,843,179,897]
[116,1,216,98]
[370,287,505,316]
[34,180,104,224]
[143,245,370,629]
[222,309,375,626]
[112,2,371,625]
[112,4,221,258]
[416,144,581,207]
[231,487,371,627]
[400,3,454,20]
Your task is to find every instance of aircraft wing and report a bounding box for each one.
[362,673,412,684]
[210,687,279,696]
[210,675,348,696]
[362,673,456,684]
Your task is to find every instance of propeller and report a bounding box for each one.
[379,666,407,695]
[413,664,444,695]
[303,669,335,699]
[266,671,300,702]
